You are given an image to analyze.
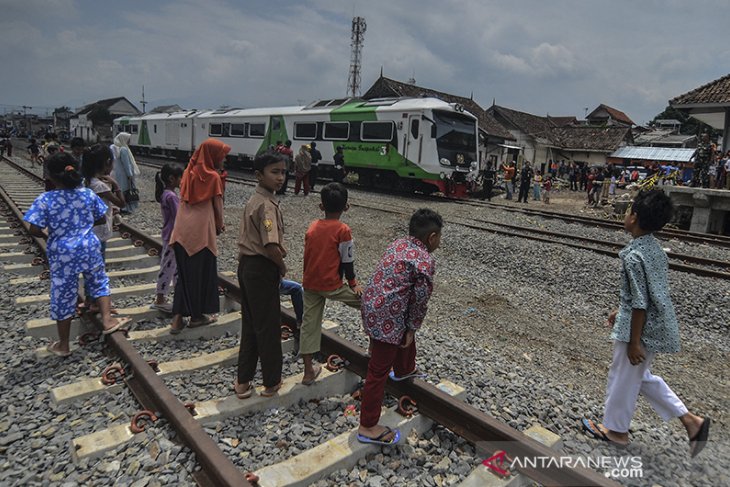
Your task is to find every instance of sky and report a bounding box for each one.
[1,0,729,125]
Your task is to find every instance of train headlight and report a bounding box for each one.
[440,172,446,180]
[470,161,478,171]
[439,158,450,166]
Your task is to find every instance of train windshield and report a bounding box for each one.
[432,110,477,167]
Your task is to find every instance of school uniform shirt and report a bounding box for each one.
[302,219,355,291]
[88,177,113,242]
[238,186,284,258]
[361,237,435,345]
[23,188,108,274]
[611,234,680,353]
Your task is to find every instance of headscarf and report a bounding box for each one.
[113,132,140,176]
[179,138,231,205]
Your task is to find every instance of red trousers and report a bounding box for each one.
[359,338,416,428]
[294,173,310,195]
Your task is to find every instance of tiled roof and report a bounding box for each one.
[362,76,514,140]
[670,73,730,106]
[487,105,558,143]
[547,116,577,127]
[587,104,634,126]
[75,97,140,116]
[553,126,632,152]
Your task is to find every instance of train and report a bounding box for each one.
[113,97,479,197]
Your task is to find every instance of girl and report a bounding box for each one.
[169,139,230,333]
[532,170,542,201]
[82,145,126,260]
[151,164,183,312]
[23,152,129,357]
[110,132,140,213]
[542,176,552,204]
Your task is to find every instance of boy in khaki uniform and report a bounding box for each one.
[300,183,361,385]
[235,153,288,399]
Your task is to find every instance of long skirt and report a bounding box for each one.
[171,244,219,318]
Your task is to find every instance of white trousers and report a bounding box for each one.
[603,341,688,433]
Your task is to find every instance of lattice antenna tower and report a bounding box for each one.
[140,85,148,114]
[347,16,367,98]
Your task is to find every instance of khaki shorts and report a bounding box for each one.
[300,285,361,355]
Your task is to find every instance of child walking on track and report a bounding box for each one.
[358,209,442,445]
[152,164,183,312]
[300,182,362,385]
[581,189,710,457]
[235,152,288,399]
[23,153,129,357]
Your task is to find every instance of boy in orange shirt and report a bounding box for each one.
[300,182,362,384]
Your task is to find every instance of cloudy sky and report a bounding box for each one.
[2,0,728,125]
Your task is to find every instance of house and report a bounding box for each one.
[362,75,515,169]
[487,104,633,169]
[670,73,730,152]
[586,104,634,127]
[633,129,696,148]
[149,104,184,114]
[70,97,140,142]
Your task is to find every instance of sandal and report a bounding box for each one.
[260,381,282,397]
[233,380,254,399]
[389,369,427,381]
[357,426,401,446]
[102,317,131,335]
[301,365,322,386]
[690,418,711,458]
[150,303,173,314]
[580,418,628,447]
[169,318,188,335]
[46,341,72,358]
[188,315,218,328]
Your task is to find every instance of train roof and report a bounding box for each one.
[113,97,476,123]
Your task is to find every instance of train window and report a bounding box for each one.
[410,119,420,139]
[153,124,157,134]
[361,121,394,142]
[230,124,245,137]
[209,123,223,136]
[130,124,138,134]
[249,123,265,138]
[324,122,349,140]
[294,122,317,139]
[221,123,230,137]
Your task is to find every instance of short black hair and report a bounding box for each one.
[320,182,348,212]
[46,152,83,188]
[253,152,286,172]
[631,189,673,232]
[409,208,443,240]
[70,137,85,148]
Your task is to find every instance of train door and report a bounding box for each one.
[404,115,421,164]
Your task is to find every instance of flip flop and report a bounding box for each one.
[233,380,254,399]
[188,315,218,328]
[150,303,173,314]
[690,418,711,458]
[260,381,283,397]
[389,369,427,382]
[46,341,72,358]
[580,418,628,447]
[357,427,401,446]
[169,319,189,335]
[301,365,322,386]
[102,317,132,335]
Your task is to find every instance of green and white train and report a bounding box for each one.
[113,97,479,197]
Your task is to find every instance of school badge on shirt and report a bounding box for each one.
[263,219,273,232]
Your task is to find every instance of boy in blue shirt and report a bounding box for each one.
[582,190,710,457]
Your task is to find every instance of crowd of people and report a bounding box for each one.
[16,133,710,456]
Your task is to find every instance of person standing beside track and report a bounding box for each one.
[581,189,711,457]
[235,152,288,399]
[501,161,515,200]
[517,161,533,203]
[23,152,130,356]
[168,139,229,333]
[110,132,140,213]
[275,140,294,195]
[308,142,322,191]
[293,144,312,195]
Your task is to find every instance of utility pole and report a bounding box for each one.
[346,16,367,98]
[22,105,32,136]
[140,85,148,114]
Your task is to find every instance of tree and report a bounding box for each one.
[87,104,114,126]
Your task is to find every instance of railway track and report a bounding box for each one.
[1,156,619,486]
[138,158,730,281]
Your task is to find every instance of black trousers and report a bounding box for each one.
[518,183,530,202]
[171,244,219,318]
[309,165,318,191]
[237,255,282,387]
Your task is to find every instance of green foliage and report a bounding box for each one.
[652,106,717,136]
[87,104,114,126]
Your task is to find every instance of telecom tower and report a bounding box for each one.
[347,16,367,98]
[140,85,148,114]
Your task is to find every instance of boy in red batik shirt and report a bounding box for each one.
[357,209,442,445]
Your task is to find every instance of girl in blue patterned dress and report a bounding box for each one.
[24,153,129,357]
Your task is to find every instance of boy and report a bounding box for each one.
[581,190,710,457]
[236,152,288,399]
[357,209,442,445]
[300,182,362,385]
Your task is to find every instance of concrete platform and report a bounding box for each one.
[662,186,730,234]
